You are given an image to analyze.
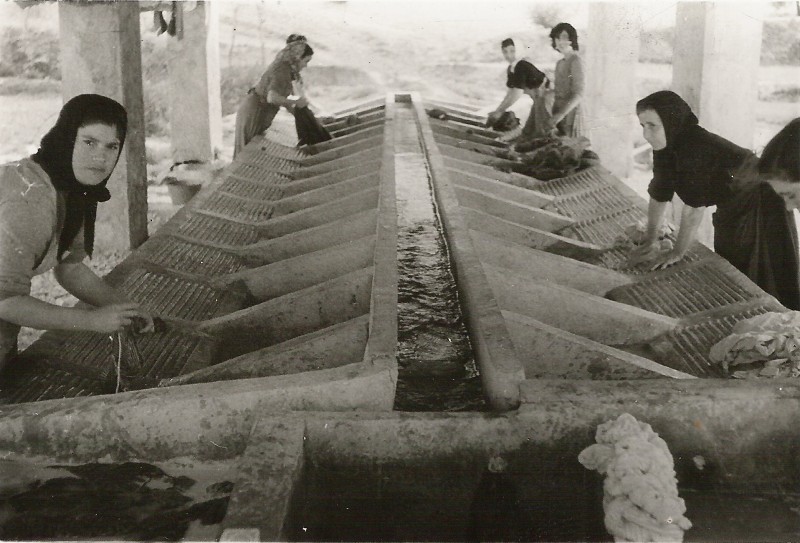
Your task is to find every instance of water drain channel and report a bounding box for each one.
[392,102,485,412]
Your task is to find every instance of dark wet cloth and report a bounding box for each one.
[714,180,800,310]
[506,60,546,90]
[294,106,332,146]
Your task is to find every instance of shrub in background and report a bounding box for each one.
[0,26,60,79]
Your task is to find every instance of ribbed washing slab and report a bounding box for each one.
[197,192,274,223]
[590,246,704,274]
[240,139,307,161]
[120,269,234,320]
[608,262,762,318]
[549,185,635,219]
[527,167,610,197]
[175,214,259,245]
[0,363,99,404]
[218,176,284,201]
[138,236,245,277]
[655,302,784,377]
[562,207,647,245]
[231,155,298,176]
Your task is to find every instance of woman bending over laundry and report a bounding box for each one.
[629,91,754,272]
[0,94,154,373]
[234,34,314,157]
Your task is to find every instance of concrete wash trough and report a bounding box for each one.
[417,96,791,409]
[1,98,398,409]
[0,94,798,541]
[0,379,796,541]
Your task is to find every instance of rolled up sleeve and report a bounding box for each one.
[647,174,675,203]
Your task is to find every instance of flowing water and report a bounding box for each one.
[392,104,485,412]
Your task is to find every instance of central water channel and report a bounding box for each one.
[392,103,485,412]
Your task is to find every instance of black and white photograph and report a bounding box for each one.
[0,0,798,540]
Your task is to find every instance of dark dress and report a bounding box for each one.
[648,126,799,309]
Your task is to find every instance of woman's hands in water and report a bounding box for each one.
[625,239,660,267]
[86,303,155,334]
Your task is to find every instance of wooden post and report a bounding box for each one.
[58,1,148,252]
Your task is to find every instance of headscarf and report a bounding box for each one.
[31,94,127,260]
[276,35,309,71]
[636,90,700,181]
[636,90,698,150]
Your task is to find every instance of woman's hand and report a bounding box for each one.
[625,240,659,267]
[294,96,309,109]
[86,303,148,334]
[649,250,686,271]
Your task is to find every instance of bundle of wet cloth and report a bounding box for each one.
[579,413,692,542]
[709,311,800,378]
[614,221,676,266]
[493,136,598,180]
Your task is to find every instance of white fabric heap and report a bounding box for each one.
[709,311,800,378]
[578,413,692,542]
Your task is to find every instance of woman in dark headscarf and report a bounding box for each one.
[234,34,314,157]
[631,91,753,270]
[629,91,800,307]
[713,118,800,309]
[0,94,153,372]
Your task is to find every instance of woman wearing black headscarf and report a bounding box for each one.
[632,91,800,308]
[0,94,154,372]
[630,90,754,271]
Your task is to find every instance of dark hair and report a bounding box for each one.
[550,22,579,51]
[501,38,515,49]
[301,43,314,58]
[286,33,306,44]
[759,118,800,182]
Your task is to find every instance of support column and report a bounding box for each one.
[167,1,222,164]
[671,1,764,245]
[584,3,640,179]
[59,1,148,252]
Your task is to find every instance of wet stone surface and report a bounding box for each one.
[0,461,234,541]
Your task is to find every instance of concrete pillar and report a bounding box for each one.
[671,1,764,245]
[167,1,222,164]
[58,2,148,252]
[584,3,640,179]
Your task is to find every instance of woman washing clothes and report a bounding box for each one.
[0,94,154,374]
[549,22,585,137]
[233,34,314,157]
[486,37,553,138]
[714,118,800,309]
[633,97,800,309]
